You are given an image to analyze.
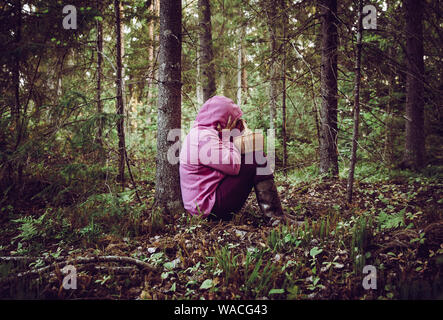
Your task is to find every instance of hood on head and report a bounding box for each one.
[194,96,243,128]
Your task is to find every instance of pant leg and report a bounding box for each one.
[210,151,273,221]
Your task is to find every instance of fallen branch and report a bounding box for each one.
[0,255,156,288]
[0,256,65,263]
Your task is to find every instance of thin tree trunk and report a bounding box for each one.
[196,46,203,105]
[383,1,395,165]
[115,0,126,187]
[11,0,22,185]
[241,41,248,104]
[146,0,159,125]
[347,0,363,203]
[281,0,287,174]
[384,48,395,165]
[118,2,129,135]
[319,0,339,176]
[155,0,183,213]
[403,0,425,169]
[96,0,103,147]
[13,0,21,140]
[198,0,216,102]
[237,43,242,105]
[238,15,248,106]
[219,69,226,96]
[266,0,278,130]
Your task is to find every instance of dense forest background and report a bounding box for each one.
[0,0,442,300]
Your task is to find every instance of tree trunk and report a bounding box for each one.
[383,1,395,165]
[319,0,339,176]
[155,0,183,213]
[346,0,363,203]
[266,0,278,130]
[237,17,247,106]
[13,0,21,140]
[237,43,242,105]
[384,48,395,165]
[146,0,158,124]
[219,69,226,97]
[11,0,22,185]
[241,41,248,104]
[118,3,129,135]
[198,0,216,102]
[115,0,126,187]
[96,0,103,147]
[280,0,287,173]
[196,46,203,105]
[402,0,425,169]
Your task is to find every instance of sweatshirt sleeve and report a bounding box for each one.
[198,129,241,176]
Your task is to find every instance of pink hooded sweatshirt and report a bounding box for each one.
[179,96,243,217]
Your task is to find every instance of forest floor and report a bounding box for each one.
[1,174,442,300]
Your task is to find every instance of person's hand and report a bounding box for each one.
[235,118,245,132]
[216,115,239,132]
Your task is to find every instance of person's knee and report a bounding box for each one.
[239,163,257,181]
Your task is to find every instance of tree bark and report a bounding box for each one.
[237,16,247,106]
[13,0,21,140]
[115,0,126,187]
[266,0,278,130]
[383,0,395,165]
[319,0,339,176]
[96,0,103,147]
[383,50,395,165]
[155,0,183,213]
[196,46,203,105]
[281,0,287,173]
[145,0,159,126]
[237,42,242,105]
[346,0,363,203]
[12,0,22,185]
[241,41,248,104]
[402,0,425,169]
[198,0,216,102]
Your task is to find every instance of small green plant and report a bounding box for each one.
[200,279,214,290]
[350,216,372,275]
[215,245,239,282]
[148,252,166,267]
[268,224,305,252]
[78,189,145,237]
[79,218,101,243]
[95,274,112,285]
[287,285,301,299]
[150,207,165,234]
[10,242,30,256]
[377,210,405,230]
[307,276,324,291]
[184,215,204,234]
[242,250,276,298]
[310,216,334,240]
[12,212,49,242]
[309,246,323,274]
[410,232,426,245]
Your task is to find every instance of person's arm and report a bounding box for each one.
[199,130,241,175]
[232,120,264,154]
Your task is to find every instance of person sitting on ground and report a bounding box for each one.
[179,95,291,225]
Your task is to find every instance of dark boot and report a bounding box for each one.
[254,178,286,226]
